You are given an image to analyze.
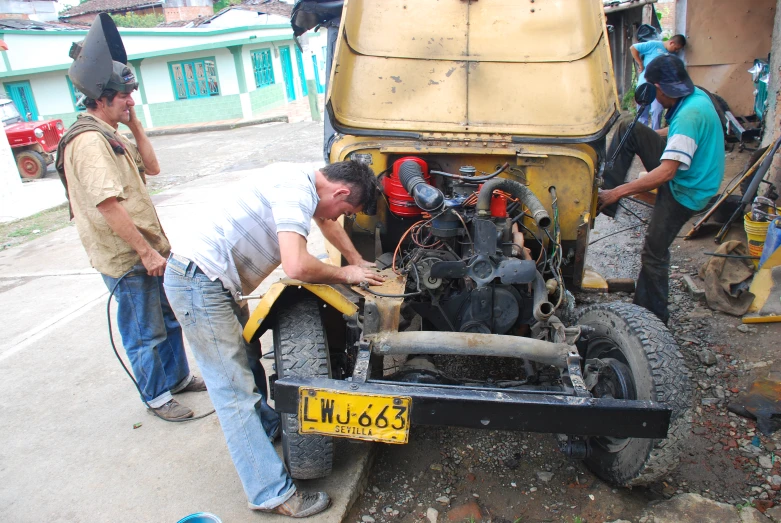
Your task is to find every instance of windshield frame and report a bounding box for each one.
[0,100,23,126]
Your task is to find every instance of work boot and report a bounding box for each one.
[149,399,193,420]
[257,491,331,518]
[175,376,208,393]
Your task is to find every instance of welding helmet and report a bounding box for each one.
[68,13,138,100]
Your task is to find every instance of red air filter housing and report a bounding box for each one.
[384,156,431,217]
[490,193,508,218]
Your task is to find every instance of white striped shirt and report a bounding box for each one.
[178,163,319,298]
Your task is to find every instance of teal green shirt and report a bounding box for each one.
[660,88,725,211]
[633,41,671,85]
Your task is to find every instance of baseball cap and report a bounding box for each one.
[644,54,694,98]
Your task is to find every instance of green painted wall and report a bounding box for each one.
[44,90,278,130]
[249,84,285,116]
[43,108,148,131]
[148,94,243,127]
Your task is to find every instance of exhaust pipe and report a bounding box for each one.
[367,330,573,368]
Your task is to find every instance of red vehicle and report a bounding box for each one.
[1,96,65,180]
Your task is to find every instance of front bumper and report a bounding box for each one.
[274,377,671,439]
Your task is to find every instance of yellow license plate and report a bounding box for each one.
[298,388,411,444]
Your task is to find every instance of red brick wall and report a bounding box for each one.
[63,6,166,24]
[163,6,213,22]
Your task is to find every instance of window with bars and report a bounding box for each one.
[169,58,220,100]
[66,76,86,111]
[251,49,275,88]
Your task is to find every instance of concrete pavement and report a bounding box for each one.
[0,164,372,522]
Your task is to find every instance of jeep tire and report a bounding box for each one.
[578,302,691,487]
[272,295,334,479]
[15,150,46,180]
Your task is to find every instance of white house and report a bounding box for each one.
[0,19,328,129]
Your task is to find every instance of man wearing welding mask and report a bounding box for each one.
[57,14,206,421]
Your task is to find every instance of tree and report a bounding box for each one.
[111,12,165,28]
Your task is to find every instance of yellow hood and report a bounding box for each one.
[327,0,620,138]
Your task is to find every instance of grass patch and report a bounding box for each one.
[0,203,72,250]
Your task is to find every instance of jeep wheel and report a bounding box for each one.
[578,302,691,487]
[15,150,47,180]
[272,296,334,479]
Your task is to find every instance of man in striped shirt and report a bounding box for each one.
[164,160,383,517]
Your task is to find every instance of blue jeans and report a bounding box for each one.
[602,121,696,323]
[637,98,664,130]
[163,257,293,510]
[102,266,192,408]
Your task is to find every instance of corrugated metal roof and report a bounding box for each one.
[0,18,88,30]
[59,0,163,19]
[603,0,657,14]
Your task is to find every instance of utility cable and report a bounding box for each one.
[589,223,647,245]
[107,269,215,422]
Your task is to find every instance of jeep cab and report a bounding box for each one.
[1,96,65,180]
[244,0,692,488]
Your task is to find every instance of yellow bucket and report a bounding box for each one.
[744,211,778,267]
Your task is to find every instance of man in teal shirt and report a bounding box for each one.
[632,34,686,129]
[599,55,725,324]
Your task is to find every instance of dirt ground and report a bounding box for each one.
[345,147,781,523]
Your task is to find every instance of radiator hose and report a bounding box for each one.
[532,270,555,322]
[398,160,444,213]
[476,178,550,229]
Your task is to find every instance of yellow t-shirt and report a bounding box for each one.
[63,115,170,278]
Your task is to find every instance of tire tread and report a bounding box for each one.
[579,302,692,486]
[275,297,334,480]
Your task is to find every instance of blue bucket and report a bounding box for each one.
[759,218,781,269]
[176,513,222,523]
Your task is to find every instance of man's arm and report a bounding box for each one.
[656,127,669,138]
[315,217,374,267]
[278,231,384,285]
[598,159,680,210]
[97,197,166,276]
[630,46,644,73]
[125,107,160,176]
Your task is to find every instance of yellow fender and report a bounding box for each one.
[743,247,781,324]
[242,280,359,343]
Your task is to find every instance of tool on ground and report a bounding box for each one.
[714,135,781,243]
[727,374,781,435]
[703,251,760,260]
[752,196,779,222]
[106,269,215,422]
[605,83,657,171]
[684,146,772,239]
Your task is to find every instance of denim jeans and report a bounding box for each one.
[102,266,192,408]
[163,256,293,510]
[602,119,695,323]
[637,98,664,130]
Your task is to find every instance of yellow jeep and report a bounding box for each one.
[245,0,691,487]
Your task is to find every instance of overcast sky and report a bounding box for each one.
[57,0,79,13]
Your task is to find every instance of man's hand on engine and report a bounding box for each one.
[511,223,532,260]
[597,188,621,211]
[347,256,376,269]
[342,265,385,286]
